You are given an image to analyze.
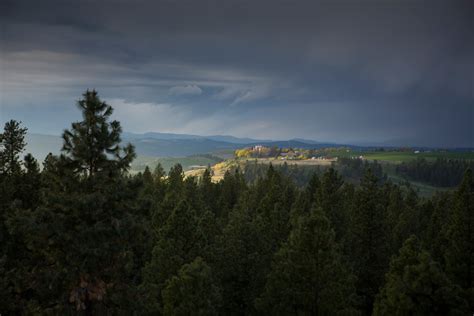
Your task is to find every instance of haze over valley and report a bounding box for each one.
[1,0,473,314]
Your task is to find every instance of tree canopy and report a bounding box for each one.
[0,90,472,315]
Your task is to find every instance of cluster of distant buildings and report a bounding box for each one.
[244,145,339,161]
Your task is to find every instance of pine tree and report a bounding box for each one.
[374,236,469,315]
[0,120,28,209]
[4,96,474,314]
[425,191,453,266]
[162,257,222,316]
[249,167,296,307]
[152,163,166,200]
[199,168,218,215]
[289,190,311,228]
[167,163,184,192]
[151,163,186,237]
[141,199,210,313]
[217,169,246,222]
[62,89,135,178]
[254,166,294,244]
[214,194,267,314]
[444,169,474,309]
[9,91,142,314]
[317,168,346,240]
[0,119,28,175]
[139,163,166,224]
[306,172,321,204]
[348,168,390,314]
[288,173,320,228]
[391,188,423,253]
[256,206,358,315]
[385,184,404,254]
[0,120,31,313]
[18,153,41,209]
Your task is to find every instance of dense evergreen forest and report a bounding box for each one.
[396,158,474,187]
[1,91,473,315]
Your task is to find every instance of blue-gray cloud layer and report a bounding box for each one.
[1,0,473,147]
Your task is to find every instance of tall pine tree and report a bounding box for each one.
[257,206,358,315]
[374,236,468,315]
[62,90,135,178]
[10,91,141,314]
[444,169,474,309]
[0,119,28,176]
[348,169,390,314]
[162,257,222,316]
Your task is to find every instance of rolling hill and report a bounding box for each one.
[25,132,345,161]
[122,132,267,144]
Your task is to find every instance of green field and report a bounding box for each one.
[362,151,474,163]
[322,149,474,163]
[130,155,223,173]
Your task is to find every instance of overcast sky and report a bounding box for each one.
[1,0,473,147]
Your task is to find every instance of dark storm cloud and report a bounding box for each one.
[1,0,473,146]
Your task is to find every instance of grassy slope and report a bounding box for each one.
[319,148,474,162]
[361,151,472,196]
[204,157,456,196]
[381,163,450,197]
[363,151,474,163]
[132,150,466,197]
[130,149,471,197]
[387,173,449,197]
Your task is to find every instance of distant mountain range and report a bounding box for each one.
[26,134,64,161]
[24,131,471,162]
[25,132,350,161]
[122,132,270,144]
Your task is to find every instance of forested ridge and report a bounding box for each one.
[396,158,474,187]
[1,91,472,315]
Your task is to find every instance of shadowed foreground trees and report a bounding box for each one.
[1,91,140,314]
[0,90,472,315]
[162,257,222,315]
[256,206,358,315]
[444,169,474,309]
[374,236,468,315]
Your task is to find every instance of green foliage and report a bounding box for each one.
[444,169,474,308]
[397,157,474,187]
[130,154,222,173]
[62,89,135,177]
[0,119,28,175]
[162,257,221,316]
[211,166,294,314]
[214,196,268,314]
[1,91,142,314]
[424,192,452,265]
[374,236,469,315]
[235,148,252,158]
[243,161,323,186]
[362,150,474,163]
[257,206,358,315]
[337,157,386,183]
[389,187,431,254]
[141,199,217,313]
[348,169,390,314]
[216,169,246,221]
[18,153,41,209]
[0,120,33,313]
[316,167,348,240]
[1,91,472,314]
